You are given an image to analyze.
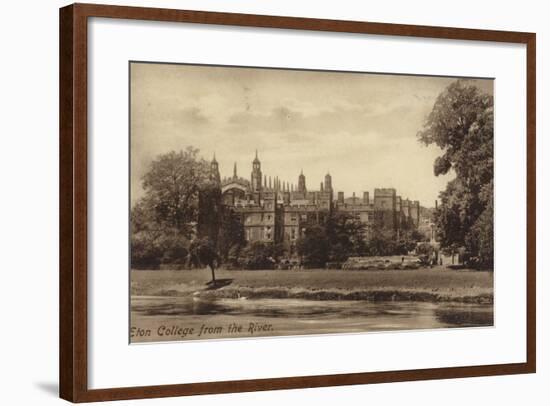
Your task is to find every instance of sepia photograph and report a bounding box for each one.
[129,62,494,343]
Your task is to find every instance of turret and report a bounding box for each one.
[298,169,306,193]
[251,150,262,192]
[210,154,220,184]
[324,172,332,192]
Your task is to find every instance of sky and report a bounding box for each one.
[130,62,493,207]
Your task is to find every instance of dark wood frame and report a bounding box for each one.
[60,3,536,403]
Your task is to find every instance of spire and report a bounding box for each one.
[253,149,260,163]
[210,153,220,184]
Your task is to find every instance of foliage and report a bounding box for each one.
[241,241,285,270]
[188,237,218,282]
[130,148,221,270]
[325,212,367,261]
[294,210,424,267]
[197,180,222,245]
[416,242,435,266]
[464,199,494,268]
[130,231,190,269]
[130,200,191,269]
[217,207,245,263]
[226,244,244,268]
[140,148,210,238]
[296,225,330,267]
[418,80,493,269]
[130,231,162,269]
[364,237,415,257]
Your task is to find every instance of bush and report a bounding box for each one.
[131,232,162,269]
[158,233,189,265]
[130,230,190,269]
[241,241,284,270]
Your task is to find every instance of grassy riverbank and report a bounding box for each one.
[131,267,493,304]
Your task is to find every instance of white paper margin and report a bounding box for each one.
[88,18,526,389]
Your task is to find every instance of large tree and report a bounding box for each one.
[217,207,245,263]
[418,80,493,268]
[130,147,211,269]
[141,147,210,237]
[296,225,330,267]
[325,212,367,261]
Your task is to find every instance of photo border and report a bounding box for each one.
[59,3,536,402]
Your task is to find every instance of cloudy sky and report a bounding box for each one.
[130,62,492,207]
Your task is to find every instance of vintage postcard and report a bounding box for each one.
[129,62,494,343]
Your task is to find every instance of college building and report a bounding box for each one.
[209,151,423,250]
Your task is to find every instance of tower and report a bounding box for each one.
[210,154,220,184]
[298,169,306,193]
[251,150,262,192]
[233,162,238,179]
[324,172,332,192]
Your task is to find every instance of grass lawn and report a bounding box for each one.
[131,267,493,303]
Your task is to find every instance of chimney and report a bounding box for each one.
[363,191,370,204]
[435,200,438,209]
[337,192,344,204]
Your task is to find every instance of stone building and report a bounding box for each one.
[209,151,423,250]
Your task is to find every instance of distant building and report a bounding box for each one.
[208,151,423,251]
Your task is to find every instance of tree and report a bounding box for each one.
[416,242,435,266]
[296,225,330,267]
[130,199,191,269]
[189,238,218,283]
[240,241,284,270]
[141,148,210,238]
[130,148,215,270]
[217,207,245,263]
[464,198,494,268]
[418,80,493,269]
[326,212,367,261]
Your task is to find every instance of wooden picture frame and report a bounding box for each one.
[59,3,536,402]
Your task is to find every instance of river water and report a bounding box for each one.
[130,296,493,343]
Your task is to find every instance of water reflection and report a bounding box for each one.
[132,296,493,328]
